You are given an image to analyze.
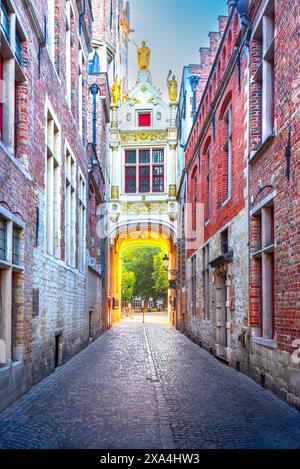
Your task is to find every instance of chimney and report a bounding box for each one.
[218,15,228,34]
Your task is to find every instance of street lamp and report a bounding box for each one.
[163,254,170,269]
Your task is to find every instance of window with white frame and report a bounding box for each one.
[65,0,74,105]
[65,148,76,267]
[202,245,209,320]
[191,255,197,316]
[78,45,83,136]
[46,109,61,258]
[47,0,55,60]
[124,148,165,194]
[78,173,86,271]
[252,202,274,339]
[0,0,25,156]
[0,211,24,365]
[253,0,275,142]
[205,146,211,222]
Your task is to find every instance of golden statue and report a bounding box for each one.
[111,78,121,107]
[137,41,150,70]
[167,75,178,102]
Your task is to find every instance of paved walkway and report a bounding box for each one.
[0,321,300,449]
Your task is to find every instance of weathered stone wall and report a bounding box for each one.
[0,0,106,412]
[185,208,249,371]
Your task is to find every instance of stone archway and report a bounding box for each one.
[108,222,177,327]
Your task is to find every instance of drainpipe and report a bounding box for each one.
[189,75,200,123]
[90,83,99,146]
[79,0,86,35]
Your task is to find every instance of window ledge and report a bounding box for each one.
[252,336,277,349]
[0,141,32,181]
[202,319,211,324]
[0,360,22,375]
[221,197,231,208]
[249,133,276,164]
[0,260,11,269]
[12,264,24,272]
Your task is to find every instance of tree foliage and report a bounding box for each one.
[121,268,135,301]
[121,245,167,301]
[152,252,168,298]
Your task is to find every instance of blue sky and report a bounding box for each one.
[128,0,228,98]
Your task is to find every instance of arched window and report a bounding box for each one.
[191,166,198,231]
[203,138,212,222]
[219,93,233,204]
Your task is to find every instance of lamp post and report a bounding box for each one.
[163,254,170,269]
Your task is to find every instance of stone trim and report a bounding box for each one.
[252,336,278,349]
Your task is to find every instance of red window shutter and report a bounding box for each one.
[138,113,151,127]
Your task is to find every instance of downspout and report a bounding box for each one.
[79,0,86,35]
[90,83,100,145]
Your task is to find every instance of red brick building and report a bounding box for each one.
[248,0,300,406]
[0,0,129,411]
[179,0,300,407]
[182,3,249,369]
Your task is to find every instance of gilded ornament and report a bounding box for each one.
[120,202,168,215]
[167,74,178,102]
[111,78,121,107]
[111,185,120,199]
[137,41,150,70]
[168,184,177,198]
[169,144,177,151]
[120,131,168,143]
[141,84,147,93]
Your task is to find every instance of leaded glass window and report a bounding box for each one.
[0,217,7,261]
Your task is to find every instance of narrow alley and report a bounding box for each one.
[1,319,299,449]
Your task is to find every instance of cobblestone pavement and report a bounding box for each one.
[0,321,300,449]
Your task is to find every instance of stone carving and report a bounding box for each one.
[111,185,120,199]
[120,202,168,215]
[167,74,178,102]
[168,184,177,198]
[137,41,150,70]
[111,78,121,107]
[120,131,168,142]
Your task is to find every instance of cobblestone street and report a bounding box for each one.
[0,319,300,449]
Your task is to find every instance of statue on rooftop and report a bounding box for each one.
[137,41,150,70]
[111,78,121,107]
[167,74,178,102]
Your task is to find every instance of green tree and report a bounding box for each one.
[152,252,168,298]
[122,245,160,301]
[121,267,135,301]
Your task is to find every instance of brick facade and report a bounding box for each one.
[247,0,300,407]
[0,0,128,411]
[177,0,300,408]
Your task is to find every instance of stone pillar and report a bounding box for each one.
[110,143,120,200]
[170,102,178,127]
[111,105,118,129]
[168,143,177,199]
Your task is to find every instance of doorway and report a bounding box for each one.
[216,272,227,358]
[55,334,63,368]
